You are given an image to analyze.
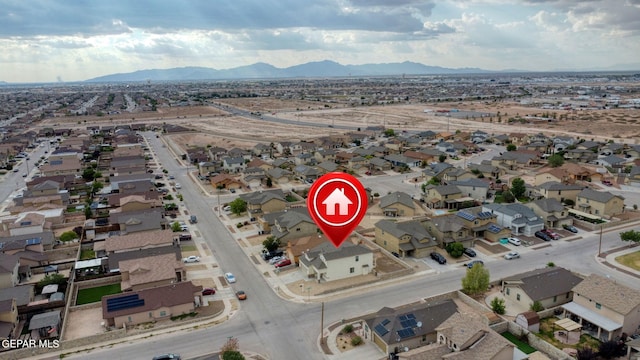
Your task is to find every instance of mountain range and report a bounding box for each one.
[85,60,494,82]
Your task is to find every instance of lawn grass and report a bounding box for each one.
[79,249,96,260]
[501,332,537,354]
[615,250,640,271]
[76,284,121,305]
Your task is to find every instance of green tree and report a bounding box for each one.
[84,206,92,219]
[37,273,66,293]
[171,221,181,232]
[491,297,505,315]
[222,351,245,360]
[220,337,243,360]
[59,231,78,242]
[229,198,247,216]
[383,129,395,137]
[506,144,517,151]
[548,154,564,167]
[262,236,281,253]
[620,229,640,243]
[91,181,104,194]
[461,262,490,296]
[82,168,96,181]
[530,300,544,312]
[510,178,526,199]
[446,242,464,258]
[502,191,515,203]
[438,154,447,163]
[266,177,273,188]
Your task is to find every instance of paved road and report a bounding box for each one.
[57,131,639,360]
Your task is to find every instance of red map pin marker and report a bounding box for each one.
[307,172,368,248]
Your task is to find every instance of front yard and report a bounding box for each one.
[615,250,640,271]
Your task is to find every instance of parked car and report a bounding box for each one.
[507,237,521,246]
[182,256,200,263]
[275,258,292,268]
[504,251,520,260]
[262,249,284,261]
[224,272,236,283]
[268,256,285,265]
[430,252,446,264]
[463,248,476,257]
[467,260,484,269]
[153,354,181,360]
[236,290,247,300]
[563,224,578,233]
[202,288,216,296]
[189,215,197,224]
[174,183,182,189]
[179,233,192,241]
[542,228,560,240]
[535,231,552,241]
[223,205,231,212]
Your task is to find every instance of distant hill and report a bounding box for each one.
[85,60,495,82]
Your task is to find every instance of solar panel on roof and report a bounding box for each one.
[375,324,389,336]
[398,315,407,321]
[50,160,63,165]
[106,294,145,312]
[25,238,41,246]
[381,319,390,326]
[457,211,476,221]
[406,314,416,320]
[20,221,32,226]
[487,224,502,233]
[397,328,415,339]
[477,211,493,219]
[400,319,418,329]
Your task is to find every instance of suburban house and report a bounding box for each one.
[285,234,328,265]
[240,189,288,215]
[374,220,437,258]
[0,254,20,288]
[210,173,243,190]
[198,161,218,177]
[447,179,490,202]
[102,281,202,328]
[482,203,544,237]
[535,181,584,203]
[526,198,571,229]
[221,156,246,173]
[423,184,465,210]
[267,168,292,184]
[266,208,318,244]
[427,209,510,244]
[467,162,504,180]
[501,267,583,310]
[108,208,167,234]
[298,241,373,282]
[118,253,185,291]
[378,191,416,217]
[562,274,640,341]
[364,300,458,356]
[399,312,515,360]
[575,188,625,218]
[490,151,538,170]
[98,229,178,256]
[0,298,18,341]
[38,158,82,177]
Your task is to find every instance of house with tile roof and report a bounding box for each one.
[575,188,625,218]
[298,241,373,281]
[501,267,583,310]
[562,274,640,341]
[374,220,437,258]
[102,281,202,328]
[379,191,416,217]
[364,299,458,356]
[119,253,185,291]
[102,229,177,254]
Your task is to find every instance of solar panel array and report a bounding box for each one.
[381,319,390,326]
[20,221,32,226]
[50,160,63,165]
[25,238,41,245]
[106,294,145,312]
[397,327,415,339]
[487,224,502,233]
[456,211,476,221]
[374,323,389,336]
[477,211,493,219]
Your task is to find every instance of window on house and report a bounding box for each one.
[566,293,570,299]
[149,312,153,318]
[128,316,132,322]
[516,294,521,301]
[596,303,601,310]
[384,240,387,246]
[506,288,510,295]
[553,296,557,302]
[349,267,355,274]
[160,311,167,317]
[296,227,300,231]
[422,335,427,342]
[355,256,359,262]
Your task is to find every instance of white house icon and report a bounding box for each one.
[322,188,353,216]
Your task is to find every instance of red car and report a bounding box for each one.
[274,258,292,268]
[202,288,216,296]
[542,229,560,240]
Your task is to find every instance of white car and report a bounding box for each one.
[175,183,182,189]
[224,272,236,283]
[183,256,200,263]
[504,251,520,260]
[508,237,521,246]
[268,256,284,265]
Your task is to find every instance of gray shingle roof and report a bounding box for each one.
[504,267,583,302]
[379,191,415,209]
[577,188,623,203]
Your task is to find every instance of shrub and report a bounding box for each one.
[59,231,78,242]
[342,324,354,333]
[351,336,363,346]
[530,301,544,312]
[491,297,506,315]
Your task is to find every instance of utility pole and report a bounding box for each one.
[598,223,603,257]
[320,302,325,345]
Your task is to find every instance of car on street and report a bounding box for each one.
[22,173,27,177]
[275,258,292,268]
[504,251,520,260]
[182,255,200,263]
[202,288,216,296]
[236,290,247,300]
[430,252,446,264]
[174,183,182,189]
[463,248,476,257]
[467,260,484,269]
[168,175,175,180]
[563,224,578,233]
[224,272,236,283]
[153,354,181,360]
[535,231,552,241]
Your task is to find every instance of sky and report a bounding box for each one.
[1,0,640,83]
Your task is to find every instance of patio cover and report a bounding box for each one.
[555,317,582,332]
[562,302,622,332]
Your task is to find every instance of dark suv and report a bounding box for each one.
[430,252,447,264]
[535,231,552,241]
[262,249,284,261]
[153,354,181,360]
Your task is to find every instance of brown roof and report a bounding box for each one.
[287,234,330,258]
[572,274,640,315]
[39,158,82,173]
[105,229,175,253]
[102,281,202,319]
[119,253,182,288]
